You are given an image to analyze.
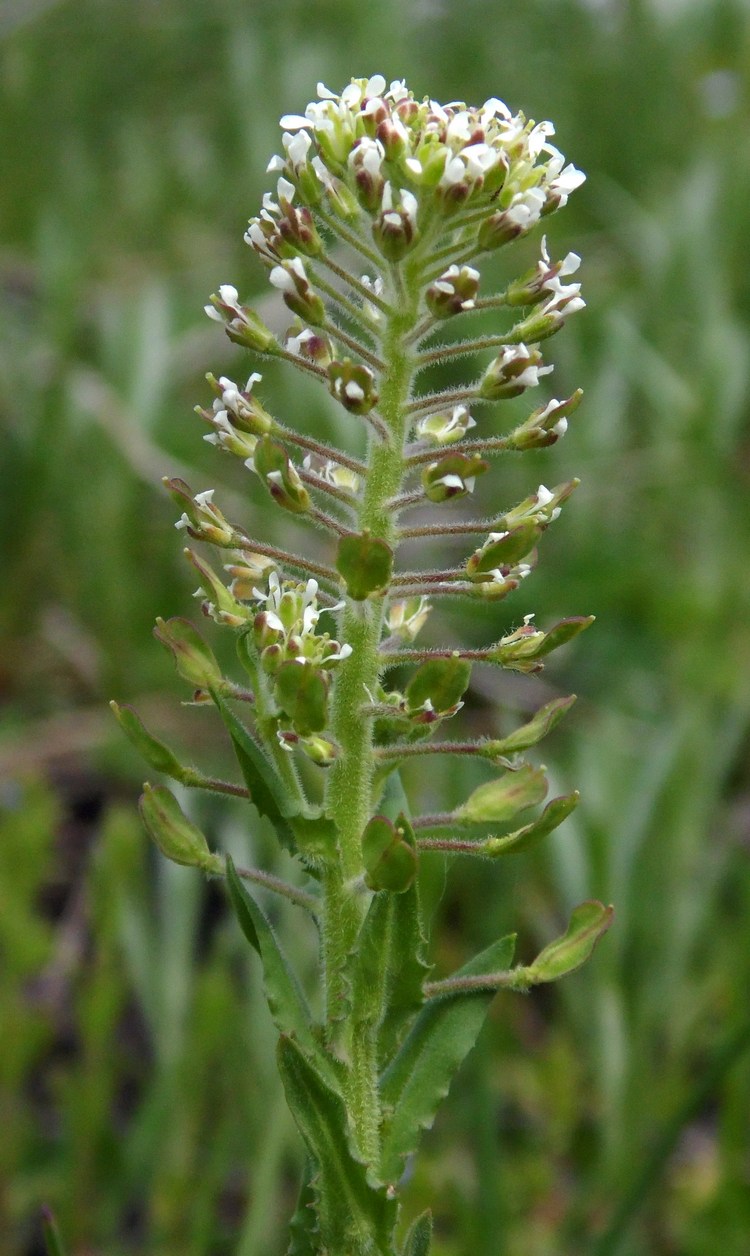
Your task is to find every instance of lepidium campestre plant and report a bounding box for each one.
[112,76,613,1256]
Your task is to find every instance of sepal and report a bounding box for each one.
[252,437,311,514]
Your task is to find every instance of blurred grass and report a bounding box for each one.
[1,0,749,1253]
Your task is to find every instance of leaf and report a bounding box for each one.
[525,900,613,983]
[336,531,394,600]
[405,655,471,714]
[484,792,580,856]
[362,815,417,893]
[225,859,338,1088]
[402,1210,433,1256]
[278,1036,396,1250]
[379,933,516,1182]
[486,695,577,755]
[349,835,431,1069]
[287,1159,319,1256]
[455,764,548,825]
[210,688,298,850]
[41,1209,68,1256]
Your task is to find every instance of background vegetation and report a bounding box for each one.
[1,0,749,1253]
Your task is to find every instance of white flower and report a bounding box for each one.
[505,186,546,229]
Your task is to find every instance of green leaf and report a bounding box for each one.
[138,784,213,869]
[111,702,192,783]
[525,900,614,983]
[153,616,224,689]
[336,531,394,600]
[379,933,516,1182]
[362,815,417,893]
[278,1036,396,1250]
[455,764,548,825]
[275,662,330,736]
[485,695,576,755]
[402,1210,433,1256]
[41,1208,67,1256]
[484,792,580,856]
[210,688,298,850]
[405,655,471,714]
[226,859,340,1091]
[287,1159,319,1256]
[350,830,430,1068]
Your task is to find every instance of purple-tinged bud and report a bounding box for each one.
[254,610,284,652]
[480,343,553,400]
[269,258,326,326]
[372,183,419,260]
[426,265,481,319]
[422,452,489,502]
[251,437,311,514]
[506,390,582,451]
[140,784,215,870]
[204,285,276,352]
[328,358,379,415]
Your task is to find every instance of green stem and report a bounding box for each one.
[322,257,422,1175]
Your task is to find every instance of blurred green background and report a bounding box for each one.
[1,0,749,1253]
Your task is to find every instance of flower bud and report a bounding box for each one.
[204,285,276,352]
[269,258,326,326]
[479,343,553,400]
[455,764,548,825]
[415,404,475,446]
[387,597,432,643]
[328,358,379,415]
[139,784,214,869]
[186,549,250,627]
[285,325,333,367]
[300,734,339,767]
[349,138,386,213]
[422,452,489,502]
[506,391,582,451]
[251,437,311,514]
[426,265,480,318]
[153,617,224,689]
[372,183,419,261]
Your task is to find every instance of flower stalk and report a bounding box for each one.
[115,75,610,1256]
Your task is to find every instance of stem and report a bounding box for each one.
[320,252,391,314]
[417,334,514,367]
[405,436,510,467]
[213,858,319,913]
[274,427,367,476]
[322,257,421,1171]
[299,467,360,507]
[325,320,384,371]
[375,740,492,760]
[315,207,386,273]
[235,538,340,585]
[405,387,483,417]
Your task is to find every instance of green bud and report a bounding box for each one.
[300,734,338,767]
[111,702,192,783]
[455,764,548,825]
[269,258,326,326]
[153,617,224,689]
[251,437,311,514]
[422,452,489,503]
[524,901,614,983]
[362,813,417,893]
[336,531,393,600]
[466,521,541,580]
[484,695,577,756]
[328,358,379,415]
[185,549,250,627]
[204,286,276,352]
[139,783,214,869]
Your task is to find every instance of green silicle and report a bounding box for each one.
[112,75,612,1256]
